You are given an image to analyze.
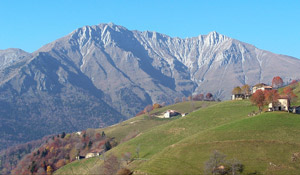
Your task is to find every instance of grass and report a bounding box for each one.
[291,82,300,106]
[55,101,216,175]
[55,157,102,174]
[139,112,300,175]
[97,101,215,144]
[113,100,255,157]
[56,83,300,175]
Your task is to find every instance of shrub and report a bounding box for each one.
[116,168,132,175]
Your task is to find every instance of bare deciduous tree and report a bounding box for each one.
[102,154,120,175]
[204,150,227,175]
[204,150,244,175]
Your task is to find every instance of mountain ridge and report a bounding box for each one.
[1,23,300,150]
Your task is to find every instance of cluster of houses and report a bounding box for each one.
[232,83,300,114]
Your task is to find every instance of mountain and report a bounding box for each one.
[0,48,31,69]
[1,23,300,150]
[0,48,126,151]
[38,23,300,100]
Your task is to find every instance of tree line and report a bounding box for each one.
[10,129,113,175]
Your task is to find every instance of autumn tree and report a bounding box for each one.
[95,133,101,140]
[206,93,213,101]
[283,86,298,103]
[37,167,46,175]
[199,94,204,101]
[144,105,153,117]
[193,94,204,101]
[152,103,162,109]
[55,159,65,169]
[290,80,298,89]
[241,84,251,95]
[232,86,242,95]
[272,76,284,89]
[116,168,132,175]
[102,155,120,175]
[46,165,53,175]
[264,89,279,111]
[251,89,265,111]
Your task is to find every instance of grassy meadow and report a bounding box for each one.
[55,83,300,175]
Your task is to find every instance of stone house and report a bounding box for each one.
[252,83,272,94]
[85,149,105,159]
[268,96,290,111]
[164,110,181,118]
[232,94,245,100]
[85,152,99,158]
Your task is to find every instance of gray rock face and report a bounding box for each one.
[1,23,300,150]
[0,48,31,69]
[38,23,300,103]
[0,49,125,150]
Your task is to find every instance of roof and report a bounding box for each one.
[278,95,290,99]
[90,148,104,153]
[253,83,268,88]
[166,110,179,113]
[264,86,273,89]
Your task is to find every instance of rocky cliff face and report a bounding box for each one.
[1,23,300,150]
[0,48,125,150]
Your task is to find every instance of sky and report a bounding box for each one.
[0,0,299,58]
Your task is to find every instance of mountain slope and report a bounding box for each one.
[36,23,300,114]
[55,100,256,174]
[0,48,31,69]
[56,100,300,175]
[1,23,300,150]
[138,111,300,175]
[0,51,125,150]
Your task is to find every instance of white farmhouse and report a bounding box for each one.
[268,96,290,111]
[164,110,180,118]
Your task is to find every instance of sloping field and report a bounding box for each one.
[56,83,300,175]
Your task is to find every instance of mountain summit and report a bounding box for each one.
[1,23,300,150]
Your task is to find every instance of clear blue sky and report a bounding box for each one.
[0,0,299,58]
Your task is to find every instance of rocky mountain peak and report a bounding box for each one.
[1,23,300,151]
[205,31,229,45]
[0,48,30,69]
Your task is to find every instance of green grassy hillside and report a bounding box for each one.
[98,101,215,144]
[56,83,300,175]
[292,82,300,106]
[141,112,300,175]
[55,101,217,174]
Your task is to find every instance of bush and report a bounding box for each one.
[204,150,244,175]
[116,168,132,175]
